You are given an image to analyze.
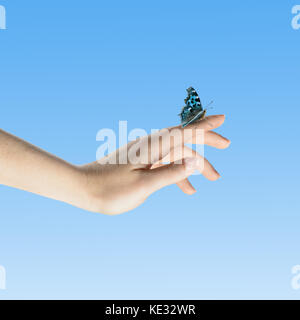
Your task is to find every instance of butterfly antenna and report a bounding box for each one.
[205,100,214,110]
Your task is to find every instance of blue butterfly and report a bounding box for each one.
[179,87,212,128]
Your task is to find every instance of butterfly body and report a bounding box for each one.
[179,87,208,128]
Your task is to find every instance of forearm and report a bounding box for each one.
[0,129,85,207]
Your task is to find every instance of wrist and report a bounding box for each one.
[64,164,91,210]
[71,164,105,213]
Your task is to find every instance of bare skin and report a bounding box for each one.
[0,115,230,215]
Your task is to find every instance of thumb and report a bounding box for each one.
[144,157,199,192]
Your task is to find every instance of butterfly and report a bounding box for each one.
[179,87,212,128]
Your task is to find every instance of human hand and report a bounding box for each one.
[77,115,230,215]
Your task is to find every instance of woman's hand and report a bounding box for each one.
[78,115,230,215]
[0,115,229,215]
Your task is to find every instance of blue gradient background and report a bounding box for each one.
[0,0,300,299]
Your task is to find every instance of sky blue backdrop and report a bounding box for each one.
[0,0,300,299]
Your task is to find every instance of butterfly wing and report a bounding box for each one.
[180,87,205,127]
[185,87,203,112]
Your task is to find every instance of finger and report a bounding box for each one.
[155,145,220,181]
[169,114,226,132]
[203,131,231,149]
[150,160,196,194]
[147,115,225,163]
[152,160,213,194]
[142,158,200,192]
[183,130,230,148]
[176,178,196,195]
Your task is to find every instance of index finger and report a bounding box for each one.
[168,114,225,132]
[146,115,226,163]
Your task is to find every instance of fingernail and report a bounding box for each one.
[213,169,221,179]
[184,157,198,173]
[225,138,231,145]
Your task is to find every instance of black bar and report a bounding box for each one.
[0,300,300,318]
